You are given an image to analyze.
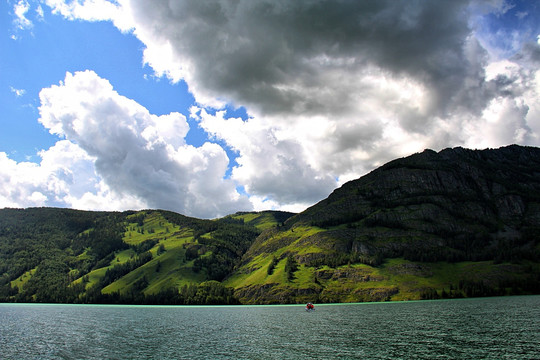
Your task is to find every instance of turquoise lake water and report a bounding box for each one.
[1,296,539,359]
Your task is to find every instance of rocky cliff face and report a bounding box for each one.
[228,145,540,303]
[253,145,540,264]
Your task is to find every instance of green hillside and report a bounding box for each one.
[228,145,540,303]
[1,145,539,304]
[0,208,270,304]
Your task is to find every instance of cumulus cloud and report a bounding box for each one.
[463,56,540,147]
[35,70,252,218]
[0,140,120,209]
[0,139,151,211]
[131,3,537,153]
[195,108,337,208]
[1,71,253,217]
[30,0,540,214]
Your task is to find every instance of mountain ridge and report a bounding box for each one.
[226,144,540,303]
[1,144,539,304]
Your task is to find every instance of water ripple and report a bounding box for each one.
[1,296,539,359]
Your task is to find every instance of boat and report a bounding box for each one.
[305,302,315,312]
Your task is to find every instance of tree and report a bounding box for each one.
[267,256,278,275]
[285,255,298,281]
[157,243,166,255]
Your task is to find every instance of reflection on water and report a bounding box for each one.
[1,296,539,359]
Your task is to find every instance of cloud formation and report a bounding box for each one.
[38,70,252,218]
[13,0,33,30]
[129,1,479,117]
[1,71,251,218]
[0,140,116,209]
[117,0,539,198]
[4,0,540,217]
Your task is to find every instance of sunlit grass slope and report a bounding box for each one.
[10,268,37,291]
[71,211,205,296]
[221,210,295,231]
[226,220,539,304]
[2,205,538,305]
[73,210,266,298]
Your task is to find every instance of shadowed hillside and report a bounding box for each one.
[226,145,540,303]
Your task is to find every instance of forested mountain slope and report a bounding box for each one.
[0,208,289,304]
[1,145,539,304]
[226,145,540,303]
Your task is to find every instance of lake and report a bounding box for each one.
[1,296,539,359]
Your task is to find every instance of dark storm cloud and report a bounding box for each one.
[131,0,483,118]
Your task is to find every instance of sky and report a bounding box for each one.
[1,0,539,219]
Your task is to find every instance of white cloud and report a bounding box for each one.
[44,0,133,32]
[13,0,32,30]
[196,108,337,207]
[0,139,150,211]
[37,70,251,218]
[3,69,251,218]
[464,58,540,148]
[36,4,44,20]
[0,140,95,208]
[31,0,540,216]
[10,87,26,97]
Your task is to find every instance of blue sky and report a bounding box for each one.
[2,3,201,159]
[1,0,539,218]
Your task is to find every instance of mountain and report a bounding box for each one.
[1,145,539,304]
[226,145,540,303]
